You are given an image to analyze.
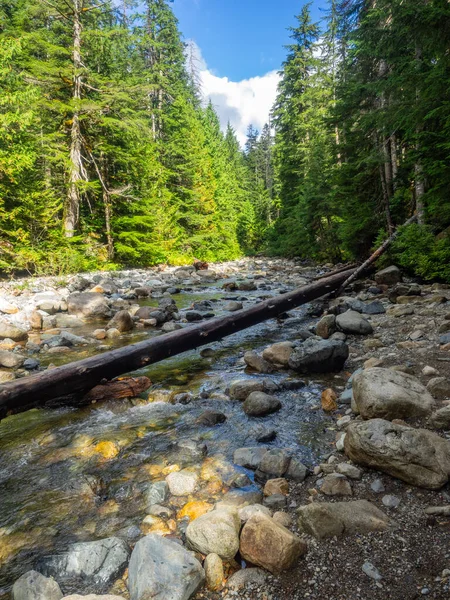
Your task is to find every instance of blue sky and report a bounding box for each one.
[172,0,327,144]
[173,0,326,81]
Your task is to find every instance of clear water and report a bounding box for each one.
[0,282,341,597]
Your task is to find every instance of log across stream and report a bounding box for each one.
[0,268,355,419]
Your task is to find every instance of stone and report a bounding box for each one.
[258,449,291,478]
[264,478,289,496]
[316,314,336,339]
[321,473,352,496]
[285,457,308,482]
[177,501,213,522]
[262,342,294,367]
[371,478,385,493]
[0,369,15,382]
[185,310,204,322]
[145,481,169,509]
[197,411,227,426]
[382,494,401,508]
[321,388,338,412]
[128,534,204,600]
[67,293,110,319]
[39,537,130,593]
[387,305,415,317]
[272,512,292,528]
[12,571,63,600]
[440,333,450,345]
[229,379,265,401]
[239,513,307,575]
[243,391,281,417]
[429,405,450,429]
[217,488,263,509]
[62,596,125,600]
[0,350,24,368]
[297,500,391,539]
[166,470,198,496]
[336,462,362,479]
[244,351,274,373]
[29,310,43,329]
[263,494,287,510]
[107,310,134,333]
[423,366,439,377]
[344,418,450,489]
[224,301,243,312]
[237,280,257,291]
[375,265,401,286]
[336,310,373,335]
[362,562,382,582]
[106,328,120,339]
[352,368,435,420]
[226,568,267,590]
[204,554,224,591]
[186,508,240,559]
[427,377,450,399]
[238,504,272,523]
[233,447,268,470]
[0,319,27,341]
[54,314,84,328]
[288,338,349,373]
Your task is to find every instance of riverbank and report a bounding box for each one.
[0,258,449,600]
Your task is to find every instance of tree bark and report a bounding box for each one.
[0,268,356,419]
[64,0,84,237]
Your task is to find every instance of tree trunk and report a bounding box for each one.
[0,268,357,419]
[64,0,84,237]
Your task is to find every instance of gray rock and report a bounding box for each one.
[362,561,382,581]
[229,379,265,400]
[233,447,268,470]
[262,342,294,366]
[288,338,349,373]
[166,470,198,496]
[186,509,240,559]
[345,418,450,489]
[439,333,450,345]
[429,405,450,429]
[107,310,134,332]
[243,392,281,417]
[297,500,391,539]
[54,314,84,328]
[217,488,263,509]
[67,293,109,319]
[128,534,204,600]
[285,457,307,482]
[0,350,24,368]
[336,462,362,480]
[224,301,243,312]
[145,481,169,509]
[321,473,352,496]
[263,494,287,510]
[244,351,274,374]
[238,504,272,523]
[39,537,130,593]
[186,310,205,322]
[258,449,291,478]
[427,377,450,399]
[352,368,436,420]
[370,478,385,493]
[0,319,28,341]
[382,494,401,508]
[226,568,267,590]
[375,265,401,286]
[336,310,373,335]
[12,570,62,600]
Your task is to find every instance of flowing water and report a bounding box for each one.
[0,281,342,596]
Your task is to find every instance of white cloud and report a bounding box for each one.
[187,41,280,146]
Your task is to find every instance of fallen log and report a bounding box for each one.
[335,214,417,297]
[313,263,358,281]
[82,376,151,403]
[0,268,355,419]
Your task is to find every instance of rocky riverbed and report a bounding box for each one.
[0,258,449,600]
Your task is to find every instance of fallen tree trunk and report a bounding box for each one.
[313,263,358,281]
[0,268,356,419]
[335,214,418,297]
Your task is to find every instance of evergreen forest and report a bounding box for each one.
[1,0,450,280]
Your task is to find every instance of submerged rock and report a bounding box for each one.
[12,570,62,600]
[128,534,204,600]
[243,392,281,417]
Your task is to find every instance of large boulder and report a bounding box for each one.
[288,338,349,373]
[38,537,130,593]
[352,368,436,420]
[344,419,450,489]
[375,265,401,286]
[67,293,110,319]
[297,500,391,539]
[336,310,373,335]
[186,508,240,559]
[128,534,204,600]
[0,319,28,341]
[12,571,62,600]
[239,513,306,575]
[242,392,281,417]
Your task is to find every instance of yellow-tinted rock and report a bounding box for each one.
[98,500,120,517]
[162,464,180,475]
[140,515,171,536]
[321,388,338,412]
[94,441,119,459]
[177,501,213,522]
[264,478,289,497]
